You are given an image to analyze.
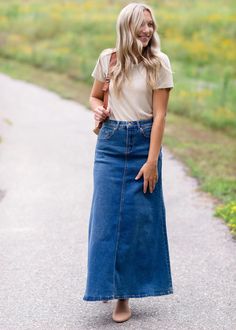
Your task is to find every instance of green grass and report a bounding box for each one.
[163,113,236,204]
[0,0,235,133]
[163,113,236,237]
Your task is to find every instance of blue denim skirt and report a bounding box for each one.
[83,118,173,301]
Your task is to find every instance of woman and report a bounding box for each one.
[83,2,174,323]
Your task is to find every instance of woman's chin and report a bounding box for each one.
[140,40,150,47]
[142,43,149,49]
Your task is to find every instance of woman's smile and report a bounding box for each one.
[139,36,150,41]
[137,10,154,45]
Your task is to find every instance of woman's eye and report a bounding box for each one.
[140,21,154,29]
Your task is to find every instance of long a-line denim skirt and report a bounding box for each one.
[83,118,173,301]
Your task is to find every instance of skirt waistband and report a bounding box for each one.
[103,118,153,129]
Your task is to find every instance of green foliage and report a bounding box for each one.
[0,0,235,128]
[215,201,236,237]
[163,112,236,236]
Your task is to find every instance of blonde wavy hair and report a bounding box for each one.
[110,2,171,97]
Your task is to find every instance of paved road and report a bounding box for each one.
[0,72,235,330]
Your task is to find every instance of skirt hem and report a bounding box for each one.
[83,288,174,301]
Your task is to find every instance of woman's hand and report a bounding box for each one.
[135,160,158,193]
[94,105,111,122]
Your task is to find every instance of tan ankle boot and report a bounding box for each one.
[112,298,132,323]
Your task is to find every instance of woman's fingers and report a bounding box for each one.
[135,169,143,180]
[149,179,155,193]
[144,175,158,194]
[95,113,106,121]
[150,175,158,193]
[104,109,110,117]
[143,177,149,194]
[94,113,102,121]
[94,107,105,121]
[94,106,110,121]
[136,163,158,194]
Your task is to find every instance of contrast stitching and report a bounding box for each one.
[83,288,174,301]
[106,118,153,128]
[112,126,128,295]
[159,156,173,286]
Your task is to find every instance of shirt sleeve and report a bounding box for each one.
[153,53,174,90]
[91,52,106,82]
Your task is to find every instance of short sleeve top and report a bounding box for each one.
[91,48,174,121]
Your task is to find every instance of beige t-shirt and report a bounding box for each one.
[91,48,174,121]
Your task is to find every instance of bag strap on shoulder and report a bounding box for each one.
[102,51,117,109]
[93,51,117,134]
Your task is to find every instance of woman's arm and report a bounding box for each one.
[135,87,171,193]
[147,88,171,164]
[89,79,104,111]
[89,79,110,122]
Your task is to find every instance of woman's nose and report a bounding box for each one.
[142,24,150,34]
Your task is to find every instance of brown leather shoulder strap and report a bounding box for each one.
[102,51,117,109]
[94,51,117,132]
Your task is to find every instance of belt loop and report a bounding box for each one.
[137,120,140,130]
[115,120,120,130]
[127,121,132,128]
[137,119,143,133]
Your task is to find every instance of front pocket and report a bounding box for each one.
[140,125,152,138]
[98,125,116,140]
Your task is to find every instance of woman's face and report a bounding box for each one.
[136,10,154,47]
